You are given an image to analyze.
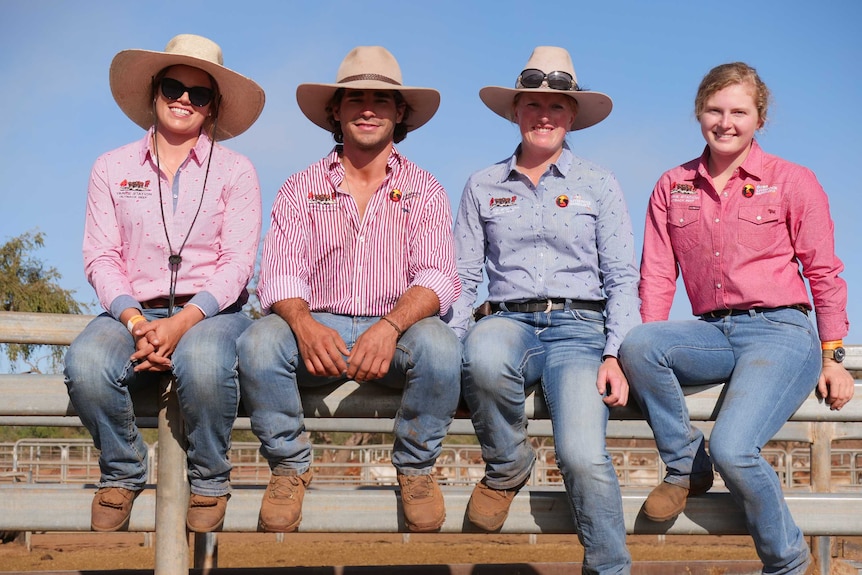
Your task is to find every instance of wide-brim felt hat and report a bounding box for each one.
[480,46,612,131]
[110,34,265,140]
[296,46,440,133]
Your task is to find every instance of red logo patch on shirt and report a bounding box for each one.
[490,196,517,208]
[307,191,336,205]
[119,179,151,192]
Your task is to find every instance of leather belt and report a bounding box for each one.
[140,295,194,309]
[701,304,809,319]
[491,298,605,313]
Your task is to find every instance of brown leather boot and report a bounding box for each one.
[467,479,525,531]
[91,487,139,532]
[186,493,230,532]
[258,470,313,532]
[643,474,713,522]
[397,473,445,532]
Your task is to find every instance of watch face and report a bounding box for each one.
[834,347,846,363]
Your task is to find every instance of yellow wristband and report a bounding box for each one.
[126,314,146,334]
[821,340,844,350]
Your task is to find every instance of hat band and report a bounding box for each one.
[339,73,401,86]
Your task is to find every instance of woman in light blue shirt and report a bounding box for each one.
[450,46,639,575]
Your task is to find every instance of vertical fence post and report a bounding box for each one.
[154,376,189,575]
[809,422,834,575]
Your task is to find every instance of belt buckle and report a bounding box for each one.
[544,299,553,313]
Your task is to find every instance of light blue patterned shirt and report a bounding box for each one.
[449,143,640,357]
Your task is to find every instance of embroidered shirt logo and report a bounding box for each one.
[490,196,517,208]
[756,184,778,196]
[308,190,336,205]
[119,179,151,191]
[670,182,696,194]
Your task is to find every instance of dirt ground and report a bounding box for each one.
[0,532,848,572]
[2,531,860,572]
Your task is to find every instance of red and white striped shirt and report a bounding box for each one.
[257,146,460,316]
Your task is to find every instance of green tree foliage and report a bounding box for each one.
[1,230,83,372]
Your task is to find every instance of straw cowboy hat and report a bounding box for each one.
[480,46,612,131]
[296,46,440,133]
[110,34,265,140]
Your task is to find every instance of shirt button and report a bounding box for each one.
[715,252,720,257]
[714,218,720,223]
[716,283,722,289]
[679,218,685,223]
[756,215,762,221]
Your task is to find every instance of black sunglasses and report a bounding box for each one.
[160,77,214,107]
[517,69,579,91]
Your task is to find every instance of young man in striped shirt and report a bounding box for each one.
[237,46,461,534]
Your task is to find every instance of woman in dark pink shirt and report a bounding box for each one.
[619,62,854,575]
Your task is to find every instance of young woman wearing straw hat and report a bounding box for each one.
[64,34,264,533]
[449,46,638,574]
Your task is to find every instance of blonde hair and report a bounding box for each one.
[695,62,770,126]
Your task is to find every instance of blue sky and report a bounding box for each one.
[2,0,861,342]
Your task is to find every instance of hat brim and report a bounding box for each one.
[110,49,265,140]
[479,86,612,131]
[296,81,440,133]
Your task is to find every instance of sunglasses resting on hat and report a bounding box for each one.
[160,77,214,107]
[517,69,579,91]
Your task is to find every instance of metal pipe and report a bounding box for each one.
[154,377,189,575]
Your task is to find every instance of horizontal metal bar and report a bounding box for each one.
[11,310,862,368]
[1,484,860,536]
[3,377,861,423]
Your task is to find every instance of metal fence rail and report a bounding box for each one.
[2,310,862,575]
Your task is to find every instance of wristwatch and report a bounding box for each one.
[823,346,846,363]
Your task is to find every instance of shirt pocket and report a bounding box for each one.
[668,206,701,254]
[738,204,781,251]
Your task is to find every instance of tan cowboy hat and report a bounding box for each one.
[480,46,612,131]
[109,34,265,140]
[296,46,440,133]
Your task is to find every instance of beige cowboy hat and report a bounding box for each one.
[109,34,265,140]
[296,46,440,133]
[480,46,612,131]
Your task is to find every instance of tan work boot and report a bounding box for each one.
[91,487,139,532]
[397,473,445,532]
[186,493,230,532]
[643,474,713,522]
[258,470,313,532]
[467,478,525,531]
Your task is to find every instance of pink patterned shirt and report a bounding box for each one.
[639,140,848,341]
[83,129,262,318]
[257,146,459,316]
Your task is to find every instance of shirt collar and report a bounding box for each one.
[502,142,571,183]
[695,139,765,183]
[326,144,403,186]
[139,126,212,167]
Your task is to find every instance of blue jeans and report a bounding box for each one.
[619,309,819,575]
[236,313,461,475]
[462,309,631,575]
[64,308,250,497]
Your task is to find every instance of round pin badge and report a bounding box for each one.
[742,184,755,198]
[389,189,402,202]
[555,195,569,208]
